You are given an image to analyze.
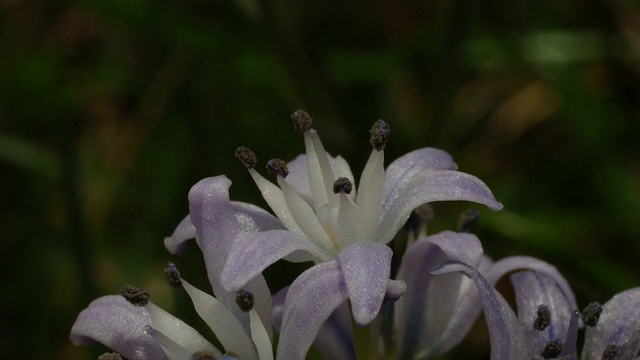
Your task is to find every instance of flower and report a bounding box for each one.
[70,265,274,360]
[269,227,577,359]
[71,175,283,359]
[433,260,640,359]
[214,110,503,358]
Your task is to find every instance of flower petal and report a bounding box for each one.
[180,279,257,360]
[188,176,273,337]
[286,154,355,207]
[144,302,220,356]
[432,261,529,360]
[164,215,196,255]
[485,256,577,311]
[277,261,350,360]
[70,296,169,360]
[394,231,483,358]
[376,170,503,244]
[164,204,282,256]
[356,149,384,239]
[582,287,640,360]
[511,271,575,356]
[231,201,284,233]
[383,148,457,215]
[338,241,393,326]
[312,302,356,360]
[222,230,333,291]
[302,130,335,208]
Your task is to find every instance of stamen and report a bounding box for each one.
[582,301,603,327]
[236,289,254,312]
[540,339,563,359]
[534,304,551,331]
[457,208,480,233]
[266,158,289,178]
[121,284,149,306]
[191,350,218,360]
[601,344,620,360]
[333,177,353,194]
[291,109,313,132]
[235,146,257,169]
[97,353,123,360]
[369,119,390,151]
[164,262,182,288]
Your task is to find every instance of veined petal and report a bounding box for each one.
[582,287,640,360]
[188,176,272,338]
[511,271,575,357]
[70,295,169,360]
[356,149,384,239]
[164,215,195,256]
[383,147,457,216]
[277,261,350,360]
[180,279,257,360]
[394,231,483,358]
[432,261,529,360]
[376,170,503,244]
[222,230,333,291]
[338,241,393,326]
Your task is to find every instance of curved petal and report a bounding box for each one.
[188,176,272,337]
[486,256,577,311]
[164,215,196,255]
[338,241,393,326]
[511,271,575,357]
[277,261,350,360]
[221,230,332,291]
[383,148,457,215]
[431,261,529,360]
[376,170,503,244]
[394,231,484,358]
[582,287,640,360]
[70,295,168,360]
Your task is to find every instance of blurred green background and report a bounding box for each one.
[2,0,640,358]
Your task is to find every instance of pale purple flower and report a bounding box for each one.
[433,260,640,359]
[269,229,577,359]
[70,176,282,360]
[214,109,502,358]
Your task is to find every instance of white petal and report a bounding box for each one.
[180,280,258,360]
[278,176,336,251]
[144,302,219,356]
[247,169,304,235]
[356,149,384,239]
[337,192,365,248]
[303,130,335,208]
[249,309,274,360]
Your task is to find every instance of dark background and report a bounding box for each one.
[2,0,639,358]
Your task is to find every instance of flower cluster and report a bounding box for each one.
[71,110,640,360]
